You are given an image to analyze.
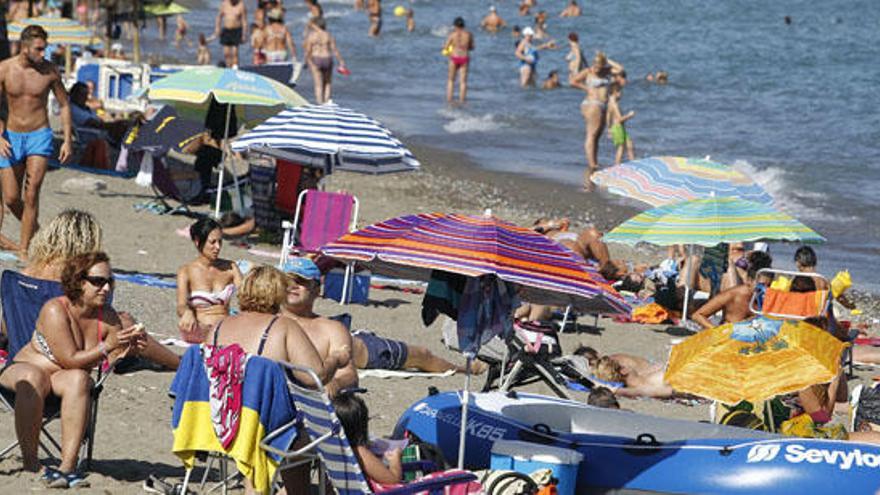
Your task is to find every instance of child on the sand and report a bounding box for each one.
[333,392,403,489]
[197,33,211,65]
[606,82,636,166]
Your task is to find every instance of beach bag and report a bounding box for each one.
[781,413,848,440]
[854,384,880,430]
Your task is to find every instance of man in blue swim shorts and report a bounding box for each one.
[0,25,73,256]
[279,257,487,379]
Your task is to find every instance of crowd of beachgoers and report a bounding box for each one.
[1,0,880,493]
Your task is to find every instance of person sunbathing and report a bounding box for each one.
[279,257,487,377]
[532,217,615,268]
[593,355,676,399]
[0,252,166,487]
[692,250,773,330]
[575,345,661,378]
[176,217,243,343]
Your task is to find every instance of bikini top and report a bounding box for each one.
[212,315,279,357]
[588,75,611,88]
[552,232,579,242]
[33,299,104,367]
[189,284,236,308]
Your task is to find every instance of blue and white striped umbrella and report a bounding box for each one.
[231,102,420,174]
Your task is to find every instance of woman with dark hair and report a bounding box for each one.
[176,217,243,342]
[0,252,175,487]
[304,16,346,104]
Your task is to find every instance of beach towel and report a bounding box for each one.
[114,272,177,289]
[421,270,467,326]
[357,368,456,379]
[631,303,670,324]
[274,159,303,214]
[762,288,829,318]
[170,346,298,494]
[203,344,250,449]
[456,276,517,356]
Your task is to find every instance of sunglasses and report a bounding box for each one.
[84,275,115,288]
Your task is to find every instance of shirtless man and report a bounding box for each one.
[0,26,73,257]
[279,258,358,396]
[212,0,247,67]
[480,6,506,33]
[281,258,485,380]
[444,17,474,104]
[263,8,296,64]
[692,251,773,330]
[367,0,382,37]
[559,0,581,17]
[304,17,345,104]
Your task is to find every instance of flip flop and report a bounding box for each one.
[39,467,64,487]
[143,474,175,494]
[60,471,90,488]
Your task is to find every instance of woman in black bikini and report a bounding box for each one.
[0,253,144,488]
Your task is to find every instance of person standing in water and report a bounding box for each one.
[560,0,581,17]
[514,26,554,87]
[606,82,636,166]
[304,17,346,104]
[443,17,474,104]
[0,25,73,257]
[211,0,248,67]
[367,0,382,37]
[565,32,586,83]
[480,5,506,33]
[263,8,296,64]
[570,51,623,186]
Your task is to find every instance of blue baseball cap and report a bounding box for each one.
[281,257,321,281]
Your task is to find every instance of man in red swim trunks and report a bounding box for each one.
[443,17,474,104]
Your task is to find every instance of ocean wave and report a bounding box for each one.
[732,160,847,222]
[322,8,352,18]
[440,109,505,134]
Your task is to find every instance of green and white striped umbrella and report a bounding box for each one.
[8,16,95,45]
[604,197,825,247]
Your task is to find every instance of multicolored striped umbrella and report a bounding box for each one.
[8,16,95,45]
[231,103,420,174]
[665,317,845,404]
[604,197,824,247]
[321,213,630,315]
[591,156,773,207]
[145,67,307,107]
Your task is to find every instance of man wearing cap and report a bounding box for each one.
[281,257,487,376]
[481,6,506,33]
[280,257,359,392]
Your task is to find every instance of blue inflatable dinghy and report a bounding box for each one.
[394,391,880,494]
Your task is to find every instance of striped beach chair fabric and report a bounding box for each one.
[265,362,479,495]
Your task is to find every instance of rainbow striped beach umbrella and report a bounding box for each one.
[591,156,773,207]
[321,212,630,315]
[8,16,94,45]
[144,67,307,107]
[604,197,824,247]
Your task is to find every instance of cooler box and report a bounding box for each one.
[323,268,370,304]
[490,440,583,495]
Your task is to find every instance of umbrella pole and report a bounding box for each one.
[457,355,473,470]
[213,104,233,218]
[64,45,72,76]
[681,244,692,325]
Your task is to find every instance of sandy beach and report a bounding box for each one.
[0,147,875,494]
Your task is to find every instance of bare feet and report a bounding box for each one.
[458,359,488,375]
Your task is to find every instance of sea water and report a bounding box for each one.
[138,0,880,290]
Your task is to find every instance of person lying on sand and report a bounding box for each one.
[574,345,676,399]
[280,257,487,377]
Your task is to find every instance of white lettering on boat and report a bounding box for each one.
[746,443,880,471]
[412,402,506,441]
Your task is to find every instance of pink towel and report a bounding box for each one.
[203,344,250,449]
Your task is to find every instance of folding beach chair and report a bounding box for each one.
[170,345,300,495]
[0,270,113,470]
[263,362,480,495]
[150,153,201,216]
[280,190,359,303]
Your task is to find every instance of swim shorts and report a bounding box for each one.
[220,27,243,46]
[610,123,628,147]
[0,127,54,169]
[354,330,409,370]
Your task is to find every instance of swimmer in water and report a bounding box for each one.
[560,0,581,17]
[443,17,474,104]
[481,5,506,33]
[542,69,560,89]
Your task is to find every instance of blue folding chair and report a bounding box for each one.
[0,270,113,470]
[263,362,479,495]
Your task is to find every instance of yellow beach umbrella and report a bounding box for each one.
[665,317,846,405]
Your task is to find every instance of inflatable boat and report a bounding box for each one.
[394,391,880,494]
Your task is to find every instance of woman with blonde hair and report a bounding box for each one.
[24,209,103,280]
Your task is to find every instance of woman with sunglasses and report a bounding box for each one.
[0,252,175,487]
[177,217,242,342]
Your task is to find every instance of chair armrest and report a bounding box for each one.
[380,471,479,495]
